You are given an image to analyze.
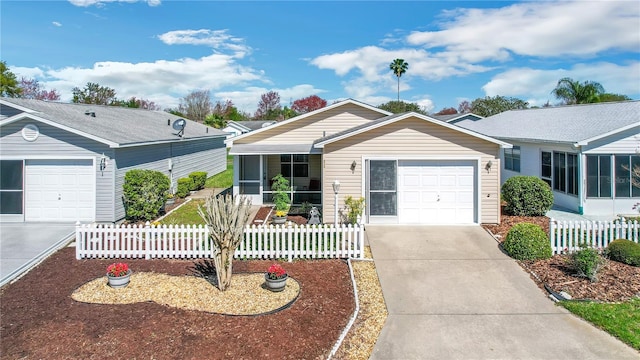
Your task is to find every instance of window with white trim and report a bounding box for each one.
[504,146,520,172]
[587,155,612,198]
[615,155,640,198]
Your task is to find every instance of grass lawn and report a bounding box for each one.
[205,153,232,188]
[159,199,205,225]
[560,298,640,350]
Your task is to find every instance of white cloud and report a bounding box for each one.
[52,21,62,27]
[68,0,160,7]
[158,29,250,56]
[12,53,265,110]
[407,1,640,60]
[482,61,640,106]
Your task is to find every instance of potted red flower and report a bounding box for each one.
[265,263,287,292]
[106,262,132,288]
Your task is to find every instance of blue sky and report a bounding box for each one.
[2,0,639,114]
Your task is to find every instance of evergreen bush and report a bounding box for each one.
[569,244,605,282]
[606,239,640,267]
[502,223,552,260]
[501,176,553,216]
[189,171,207,191]
[122,169,170,221]
[176,177,194,198]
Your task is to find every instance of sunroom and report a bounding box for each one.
[232,151,323,206]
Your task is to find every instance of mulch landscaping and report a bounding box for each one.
[0,247,355,360]
[483,214,640,303]
[251,206,308,226]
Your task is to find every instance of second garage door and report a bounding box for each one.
[25,159,95,222]
[398,160,476,224]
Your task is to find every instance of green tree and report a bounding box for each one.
[389,59,409,102]
[378,100,427,115]
[470,96,529,117]
[0,61,22,97]
[551,77,605,105]
[72,82,117,105]
[597,93,632,103]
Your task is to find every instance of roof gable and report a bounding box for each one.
[0,98,226,147]
[314,112,511,148]
[457,101,640,145]
[226,99,391,144]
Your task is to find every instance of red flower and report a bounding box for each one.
[267,263,287,280]
[107,263,129,277]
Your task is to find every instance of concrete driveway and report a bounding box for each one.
[1,223,75,286]
[367,225,638,360]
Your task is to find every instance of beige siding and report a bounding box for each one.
[322,118,502,224]
[234,103,383,145]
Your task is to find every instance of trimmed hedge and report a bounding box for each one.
[502,176,554,216]
[606,239,640,267]
[176,177,194,198]
[189,171,207,191]
[502,223,552,260]
[123,169,170,221]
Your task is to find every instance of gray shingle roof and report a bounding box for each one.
[0,98,226,146]
[457,101,640,143]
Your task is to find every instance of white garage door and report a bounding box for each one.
[25,159,95,222]
[398,160,475,224]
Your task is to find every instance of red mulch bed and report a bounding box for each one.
[252,207,308,226]
[0,247,354,359]
[483,213,640,302]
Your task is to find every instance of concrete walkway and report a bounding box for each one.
[367,225,638,360]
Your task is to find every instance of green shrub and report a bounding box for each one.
[569,244,605,282]
[176,177,194,198]
[123,169,170,221]
[271,174,291,212]
[501,176,554,216]
[606,239,640,267]
[344,196,365,224]
[188,171,207,191]
[502,223,552,260]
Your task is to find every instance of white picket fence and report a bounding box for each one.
[549,218,640,254]
[75,222,365,261]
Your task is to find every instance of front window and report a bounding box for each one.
[587,155,612,198]
[614,155,640,198]
[552,152,578,196]
[541,151,552,187]
[504,146,520,172]
[0,160,24,214]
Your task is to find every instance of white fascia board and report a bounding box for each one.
[0,113,119,147]
[314,112,512,149]
[575,123,640,146]
[230,99,391,143]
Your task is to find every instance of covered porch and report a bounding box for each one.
[232,152,323,206]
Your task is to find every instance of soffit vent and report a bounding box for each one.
[22,124,40,142]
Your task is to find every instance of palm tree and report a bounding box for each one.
[551,77,605,105]
[389,59,409,102]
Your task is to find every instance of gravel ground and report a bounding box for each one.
[72,273,300,315]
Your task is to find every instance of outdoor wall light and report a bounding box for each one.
[100,154,108,171]
[350,160,357,172]
[332,179,340,194]
[485,160,493,172]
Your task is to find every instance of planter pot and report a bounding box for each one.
[165,198,176,206]
[264,274,287,292]
[272,215,287,225]
[107,270,132,288]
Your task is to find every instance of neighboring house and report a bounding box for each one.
[0,98,227,223]
[457,101,640,217]
[226,99,510,225]
[223,120,276,139]
[431,113,483,124]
